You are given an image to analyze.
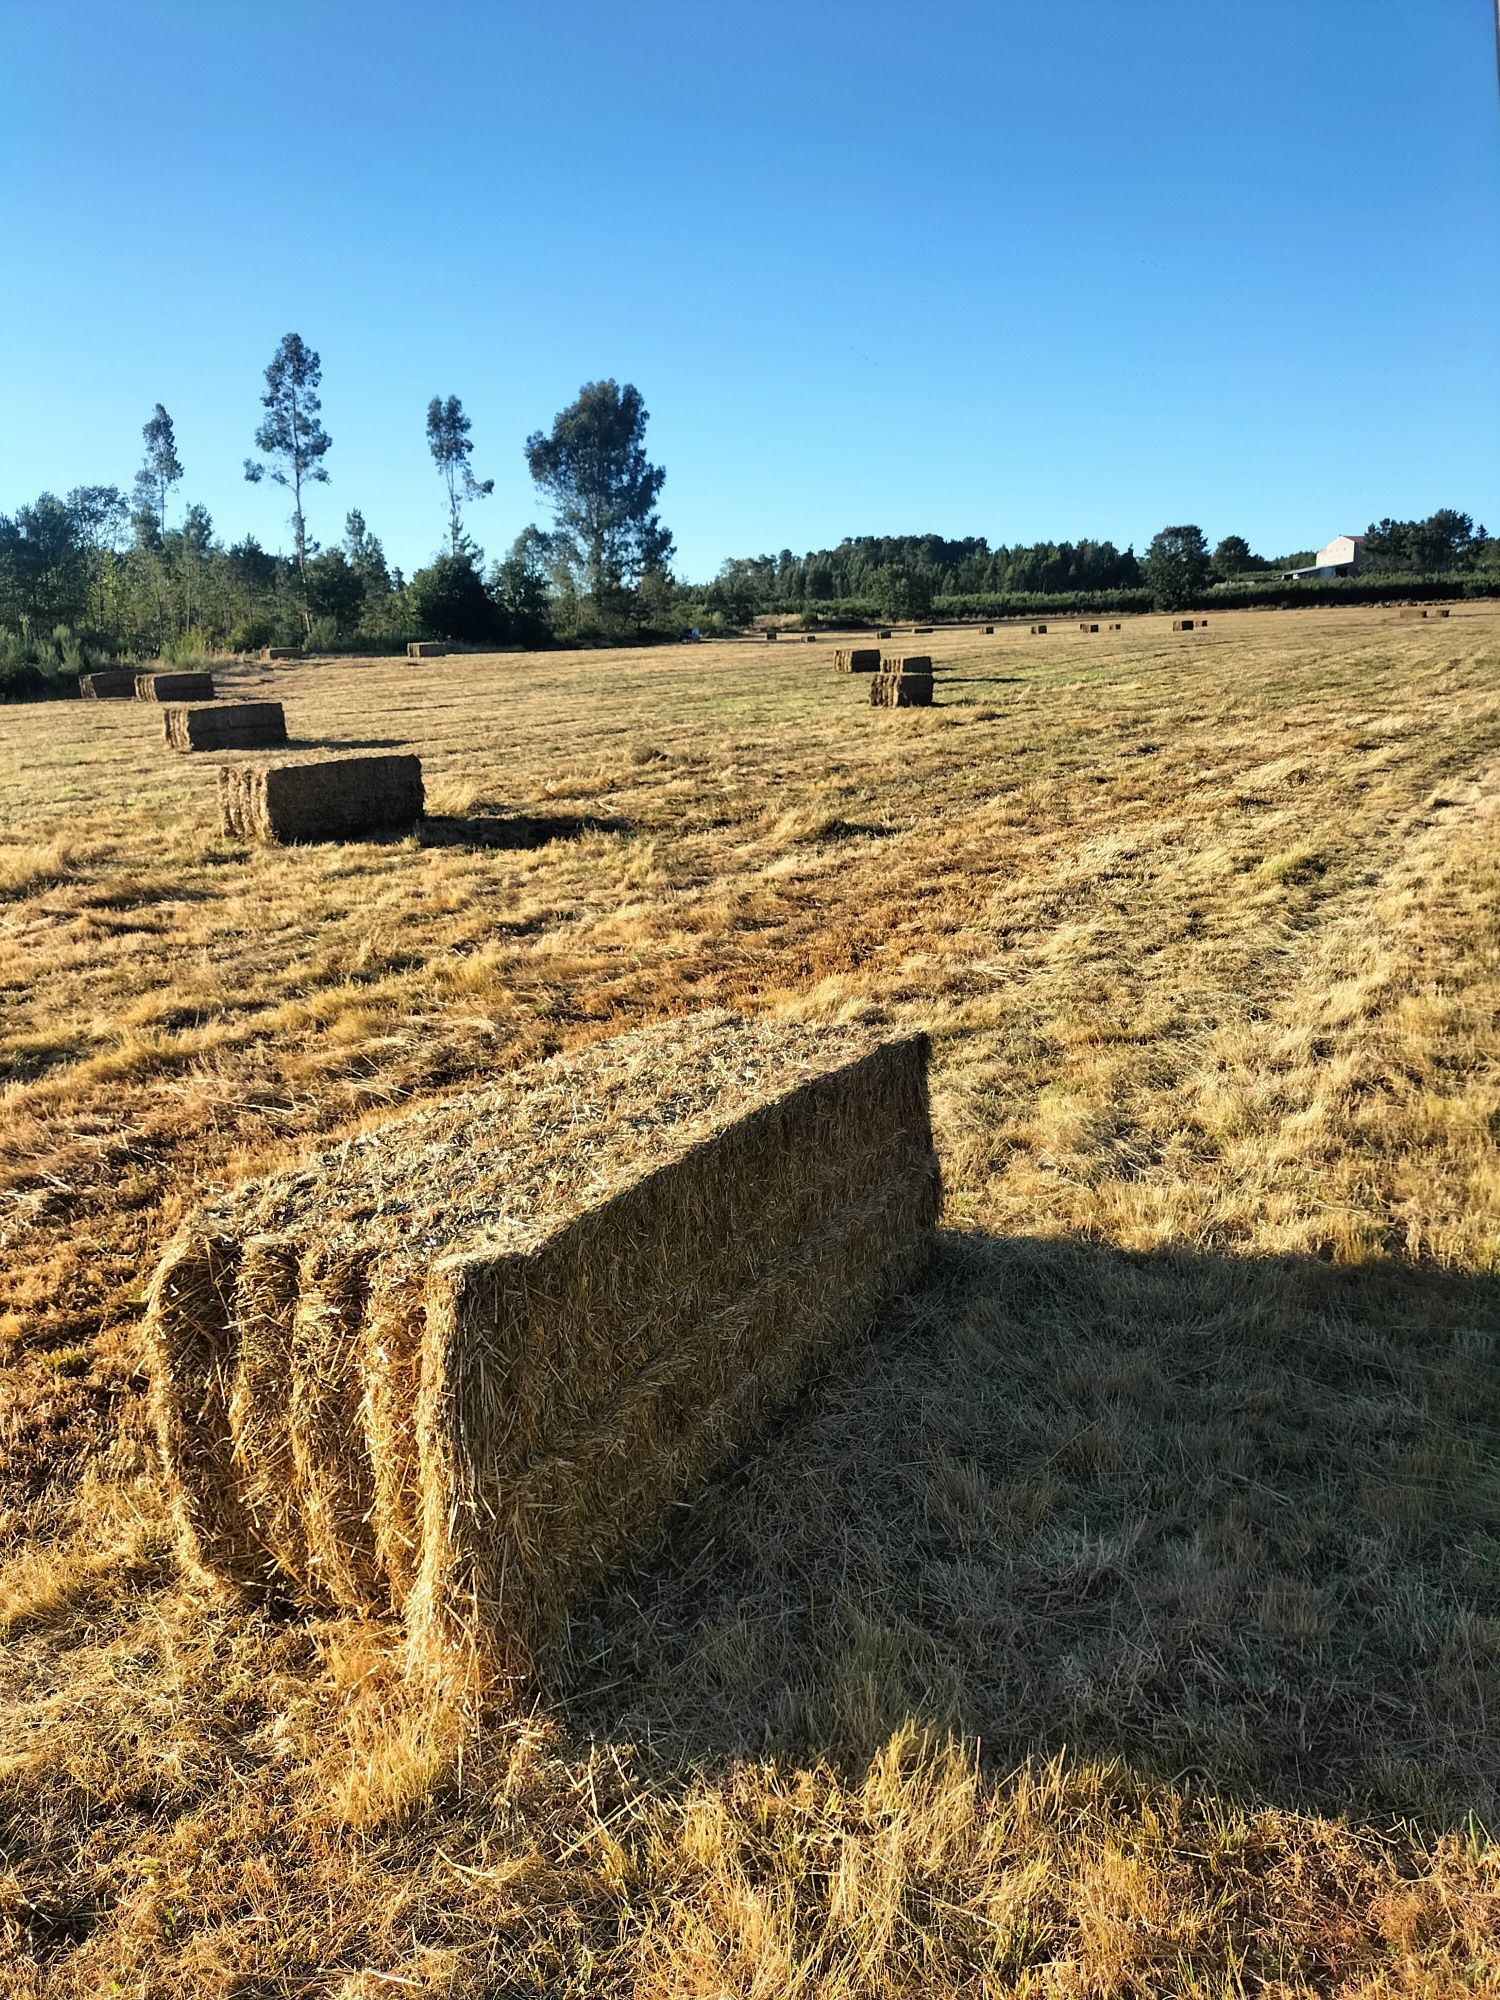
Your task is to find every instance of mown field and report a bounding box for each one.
[2,608,1498,1996]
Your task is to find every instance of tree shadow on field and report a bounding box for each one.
[562,1230,1500,1831]
[417,811,635,851]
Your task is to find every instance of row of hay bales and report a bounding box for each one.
[146,1012,942,1694]
[79,662,427,845]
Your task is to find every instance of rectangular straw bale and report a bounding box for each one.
[78,670,137,699]
[137,671,216,701]
[983,625,994,633]
[911,626,933,634]
[144,1015,940,1689]
[880,654,931,675]
[764,629,778,640]
[1029,623,1047,635]
[870,671,934,707]
[1435,607,1450,618]
[877,628,893,638]
[1171,619,1196,632]
[407,641,448,658]
[1109,622,1122,629]
[164,702,288,752]
[833,647,881,673]
[1081,623,1099,633]
[218,754,423,843]
[259,646,304,662]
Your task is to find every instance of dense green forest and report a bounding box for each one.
[3,332,1496,696]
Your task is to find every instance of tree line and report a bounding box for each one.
[2,327,1495,690]
[0,334,674,682]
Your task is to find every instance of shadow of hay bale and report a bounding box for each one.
[417,812,635,850]
[558,1230,1500,1829]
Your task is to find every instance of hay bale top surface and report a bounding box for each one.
[191,1012,900,1262]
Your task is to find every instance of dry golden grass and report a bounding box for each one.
[1,607,1498,1994]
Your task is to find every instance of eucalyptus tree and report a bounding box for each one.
[426,395,493,555]
[244,333,332,583]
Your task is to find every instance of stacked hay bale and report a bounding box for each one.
[219,754,423,842]
[137,671,215,701]
[870,654,933,707]
[144,1013,940,1689]
[78,670,137,699]
[407,642,448,658]
[164,702,287,752]
[833,647,881,674]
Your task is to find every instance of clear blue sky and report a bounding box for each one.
[5,0,1497,579]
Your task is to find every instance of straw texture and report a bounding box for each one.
[136,672,216,701]
[833,648,881,673]
[78,670,137,699]
[218,755,424,843]
[144,1014,940,1688]
[164,702,287,752]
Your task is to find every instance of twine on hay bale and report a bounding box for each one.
[143,1014,941,1693]
[407,642,448,658]
[218,754,423,843]
[833,647,881,673]
[164,702,287,752]
[259,646,304,662]
[137,671,216,702]
[78,670,137,699]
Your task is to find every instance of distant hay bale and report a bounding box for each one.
[833,648,881,673]
[137,671,215,702]
[1109,622,1122,630]
[1435,607,1450,618]
[877,628,893,639]
[143,1015,940,1690]
[407,642,448,658]
[1080,623,1099,633]
[1171,619,1196,632]
[805,634,818,642]
[880,654,931,675]
[983,625,994,634]
[764,630,779,641]
[164,702,288,753]
[1029,624,1048,635]
[911,626,933,634]
[78,670,137,699]
[259,646,304,662]
[218,754,423,844]
[870,670,934,707]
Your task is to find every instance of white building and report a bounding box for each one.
[1285,534,1366,581]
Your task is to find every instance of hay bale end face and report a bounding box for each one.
[144,1015,940,1689]
[833,647,881,673]
[137,671,216,702]
[164,702,288,753]
[983,625,994,633]
[78,670,137,699]
[764,629,779,641]
[218,754,423,843]
[407,641,448,658]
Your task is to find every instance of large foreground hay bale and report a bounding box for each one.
[833,647,881,673]
[870,670,934,707]
[137,671,216,701]
[144,1015,940,1689]
[407,641,448,658]
[78,670,137,699]
[165,702,288,752]
[218,754,423,843]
